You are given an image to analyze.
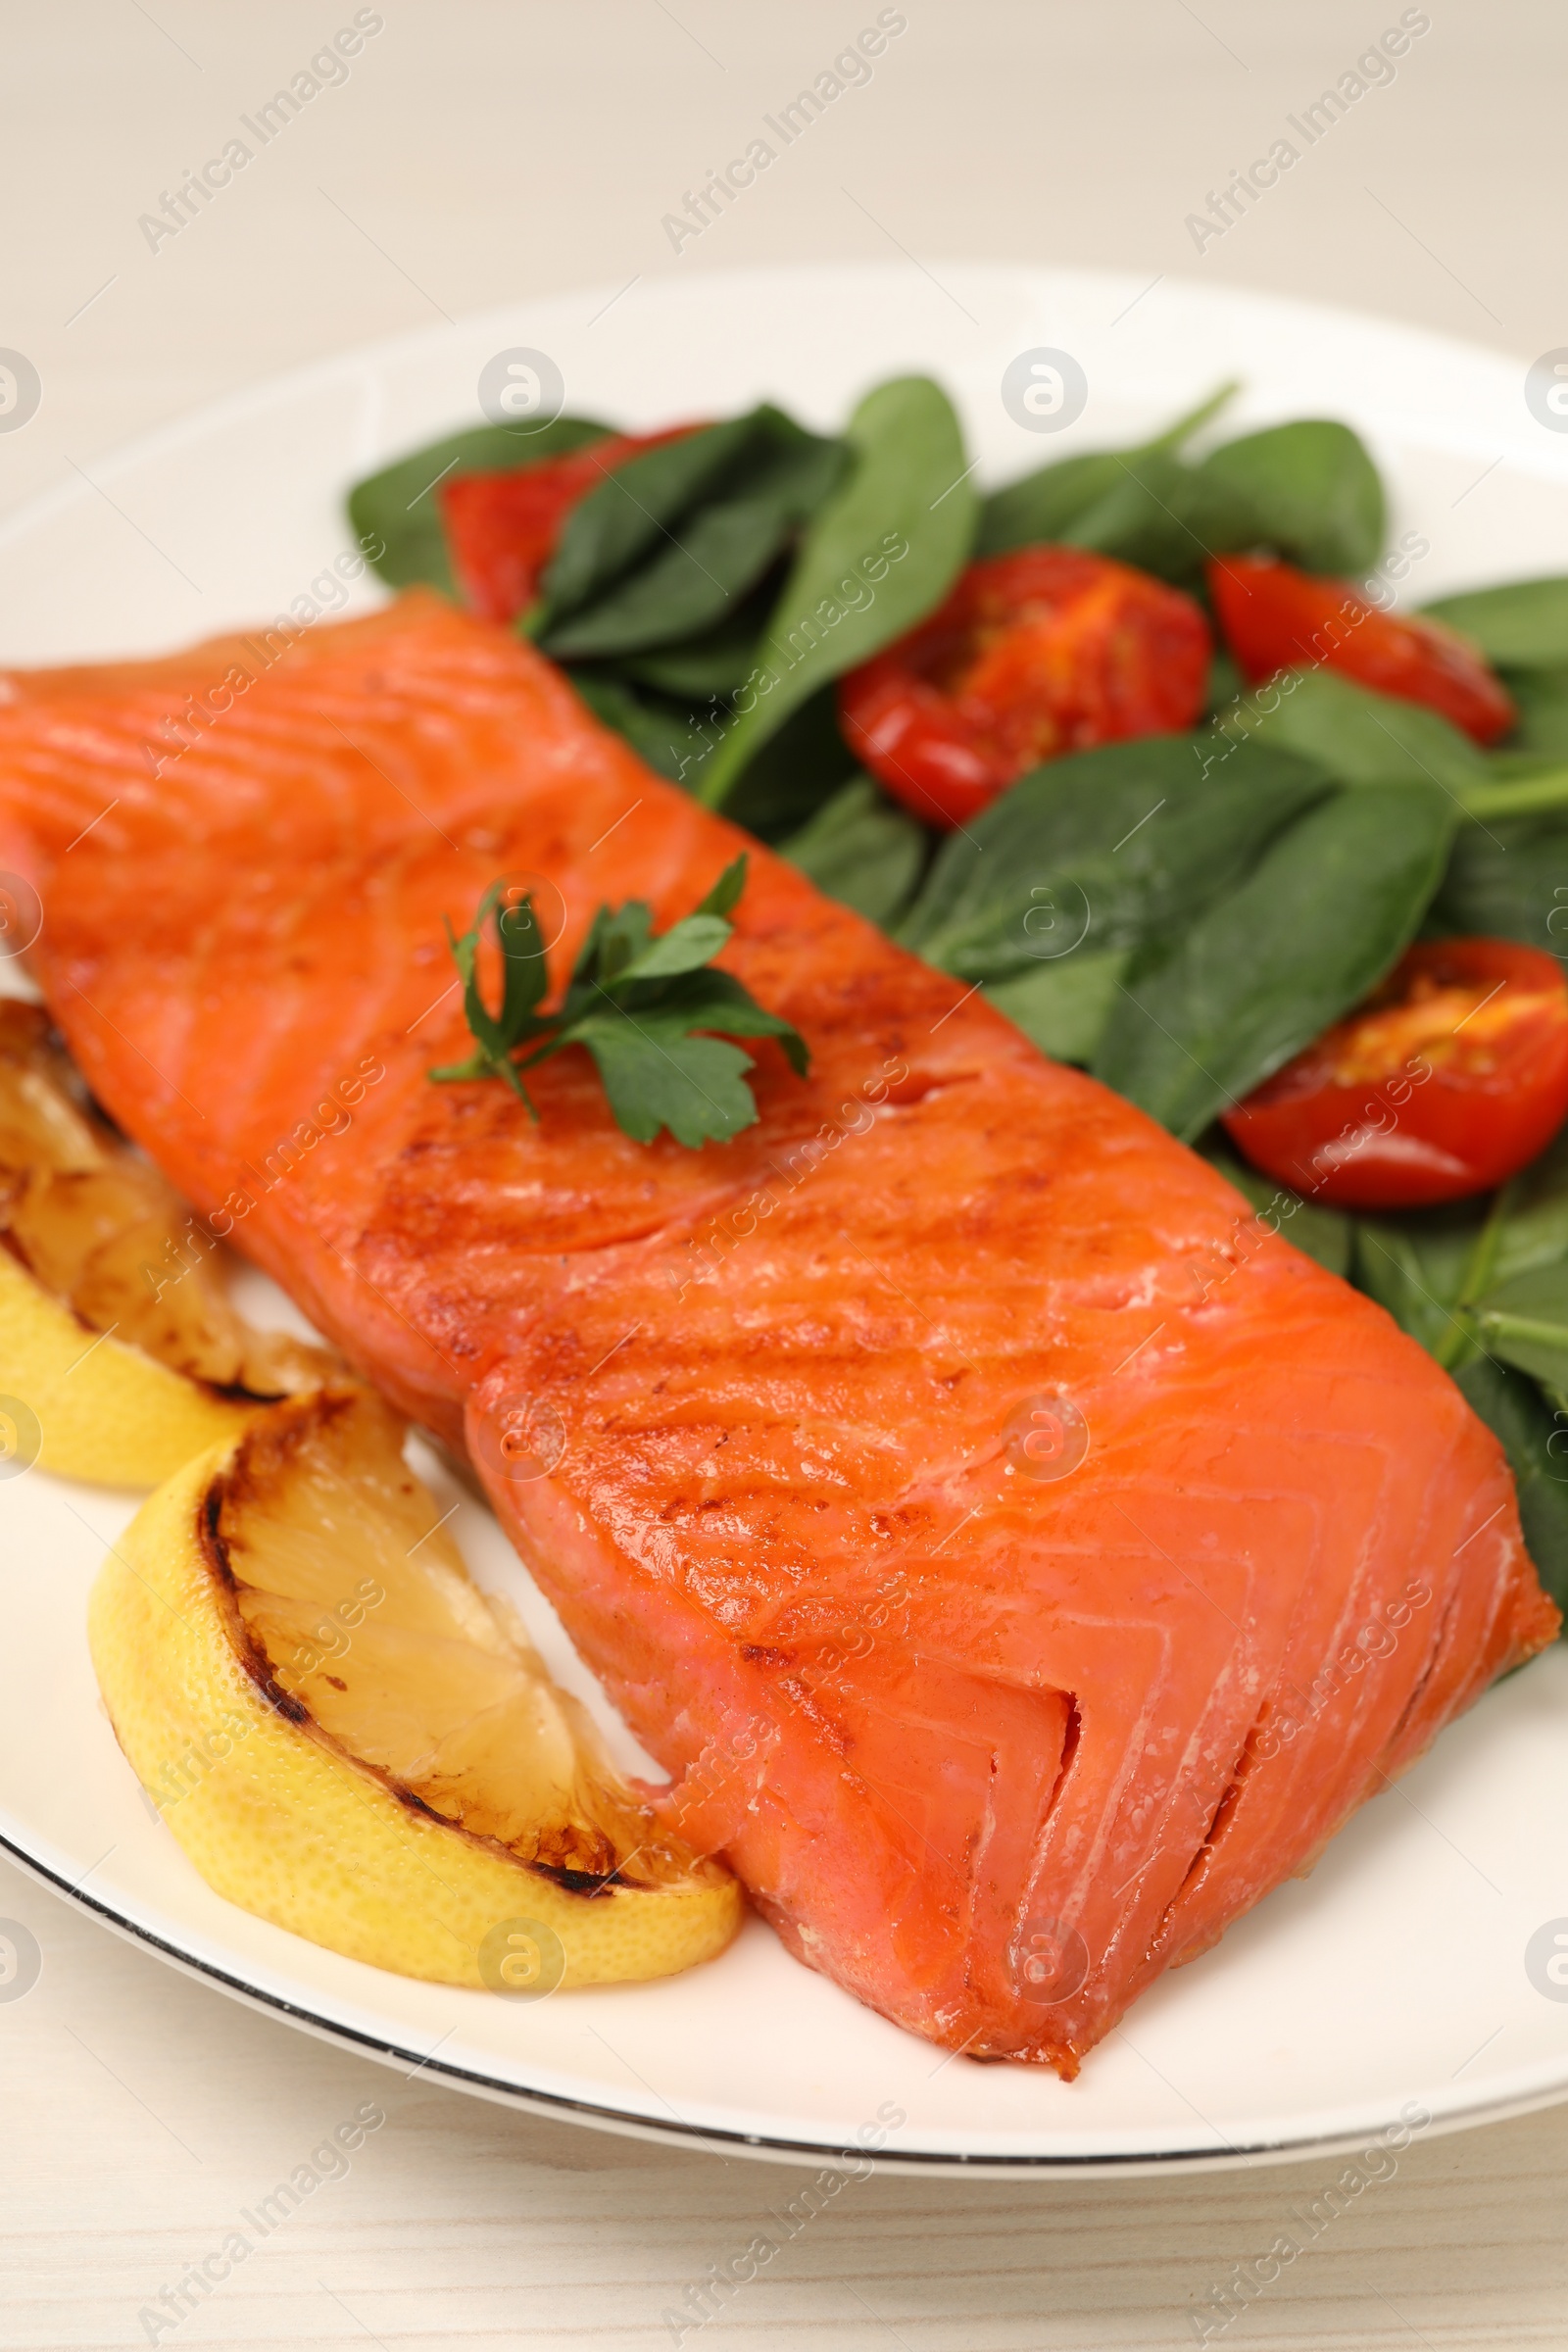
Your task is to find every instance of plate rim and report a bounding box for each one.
[1,254,1556,566]
[14,1826,1568,2180]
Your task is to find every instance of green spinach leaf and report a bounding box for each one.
[1486,1137,1568,1288]
[623,598,777,699]
[1353,1202,1490,1363]
[1215,667,1487,790]
[540,422,846,659]
[985,951,1131,1066]
[567,670,723,784]
[697,377,975,808]
[976,383,1235,559]
[1421,576,1568,671]
[1503,666,1568,759]
[1431,810,1568,955]
[978,451,1147,561]
[1453,1356,1568,1615]
[347,416,611,596]
[897,735,1327,984]
[536,412,768,626]
[1471,1261,1568,1391]
[720,685,859,840]
[1060,447,1217,581]
[1188,419,1385,575]
[1094,782,1455,1140]
[779,777,926,929]
[985,411,1384,587]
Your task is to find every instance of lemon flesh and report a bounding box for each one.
[88,1386,743,1989]
[0,1002,331,1484]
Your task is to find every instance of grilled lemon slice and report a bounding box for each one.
[88,1384,742,1989]
[0,1003,331,1484]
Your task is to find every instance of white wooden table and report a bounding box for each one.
[5,6,1567,2342]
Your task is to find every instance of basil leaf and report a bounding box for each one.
[1094,782,1455,1141]
[1189,420,1386,574]
[1452,1356,1568,1617]
[1198,1140,1353,1277]
[538,412,769,625]
[977,383,1236,559]
[985,951,1130,1066]
[1421,577,1568,671]
[569,1010,761,1147]
[697,377,975,808]
[898,735,1328,984]
[347,417,610,596]
[780,777,926,929]
[1217,666,1488,790]
[541,427,846,660]
[1431,810,1568,955]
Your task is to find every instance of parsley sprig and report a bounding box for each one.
[429,855,808,1148]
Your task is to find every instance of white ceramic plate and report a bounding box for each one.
[4,262,1568,2178]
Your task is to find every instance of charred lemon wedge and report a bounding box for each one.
[0,1003,331,1484]
[88,1385,742,1989]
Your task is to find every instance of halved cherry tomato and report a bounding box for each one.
[1207,554,1516,746]
[441,424,702,623]
[1221,938,1568,1209]
[837,547,1212,829]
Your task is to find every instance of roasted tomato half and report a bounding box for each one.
[837,546,1212,828]
[1222,938,1568,1209]
[1207,555,1516,746]
[441,424,701,623]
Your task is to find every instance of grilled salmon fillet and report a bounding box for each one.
[0,592,1554,2073]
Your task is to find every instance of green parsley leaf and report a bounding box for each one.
[429,853,808,1147]
[696,854,749,920]
[427,882,554,1111]
[566,1012,761,1148]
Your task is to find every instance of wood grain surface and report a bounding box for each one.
[4,6,1567,2344]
